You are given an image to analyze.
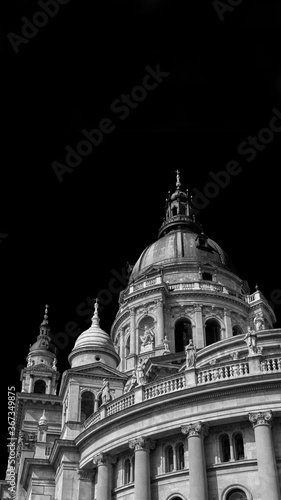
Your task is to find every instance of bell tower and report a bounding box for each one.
[20,305,60,395]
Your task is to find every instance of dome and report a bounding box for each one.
[29,337,56,354]
[130,228,236,282]
[68,300,119,368]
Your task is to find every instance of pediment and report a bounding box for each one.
[59,363,128,397]
[70,362,127,378]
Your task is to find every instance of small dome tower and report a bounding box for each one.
[68,299,120,368]
[20,305,60,394]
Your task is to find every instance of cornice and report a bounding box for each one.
[49,439,78,469]
[20,458,54,491]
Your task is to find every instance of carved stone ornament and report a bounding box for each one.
[249,410,273,428]
[203,306,223,319]
[128,436,156,452]
[18,431,37,450]
[93,453,117,467]
[77,469,95,481]
[181,421,209,438]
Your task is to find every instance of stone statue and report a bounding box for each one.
[140,324,154,347]
[52,359,57,370]
[185,339,196,368]
[100,379,112,404]
[136,359,146,385]
[243,326,257,355]
[162,335,170,354]
[27,354,32,367]
[253,312,265,331]
[124,369,137,393]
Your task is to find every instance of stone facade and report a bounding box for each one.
[2,174,281,500]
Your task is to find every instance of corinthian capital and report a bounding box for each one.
[93,453,117,467]
[249,410,273,428]
[129,436,156,452]
[181,421,209,438]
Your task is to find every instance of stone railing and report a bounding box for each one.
[84,411,101,428]
[197,361,249,384]
[261,357,281,372]
[83,354,280,430]
[107,393,135,416]
[144,374,186,400]
[245,290,266,304]
[129,276,163,294]
[168,281,225,293]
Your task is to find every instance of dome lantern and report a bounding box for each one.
[158,170,201,238]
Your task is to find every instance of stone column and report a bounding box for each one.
[194,305,204,348]
[249,411,280,500]
[77,469,95,500]
[28,374,33,392]
[129,436,156,500]
[120,328,125,371]
[156,298,164,347]
[181,422,209,500]
[93,453,116,500]
[130,308,136,355]
[223,308,232,339]
[165,307,173,352]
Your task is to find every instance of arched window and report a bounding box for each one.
[233,433,244,460]
[205,319,221,346]
[175,319,192,352]
[34,380,46,394]
[233,325,243,336]
[226,489,247,500]
[80,391,95,423]
[220,434,231,462]
[165,445,174,472]
[172,205,178,216]
[176,443,184,470]
[124,458,130,485]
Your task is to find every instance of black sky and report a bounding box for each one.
[1,0,281,479]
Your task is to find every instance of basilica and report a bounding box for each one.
[2,173,281,500]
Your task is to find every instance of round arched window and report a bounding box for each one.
[205,319,221,345]
[226,489,247,500]
[175,319,192,352]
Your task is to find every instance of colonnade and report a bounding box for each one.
[79,411,280,500]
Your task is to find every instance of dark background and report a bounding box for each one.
[1,0,281,480]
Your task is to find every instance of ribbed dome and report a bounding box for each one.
[130,228,236,282]
[73,321,115,351]
[68,301,119,368]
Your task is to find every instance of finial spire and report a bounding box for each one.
[41,304,49,326]
[91,298,100,325]
[175,169,181,190]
